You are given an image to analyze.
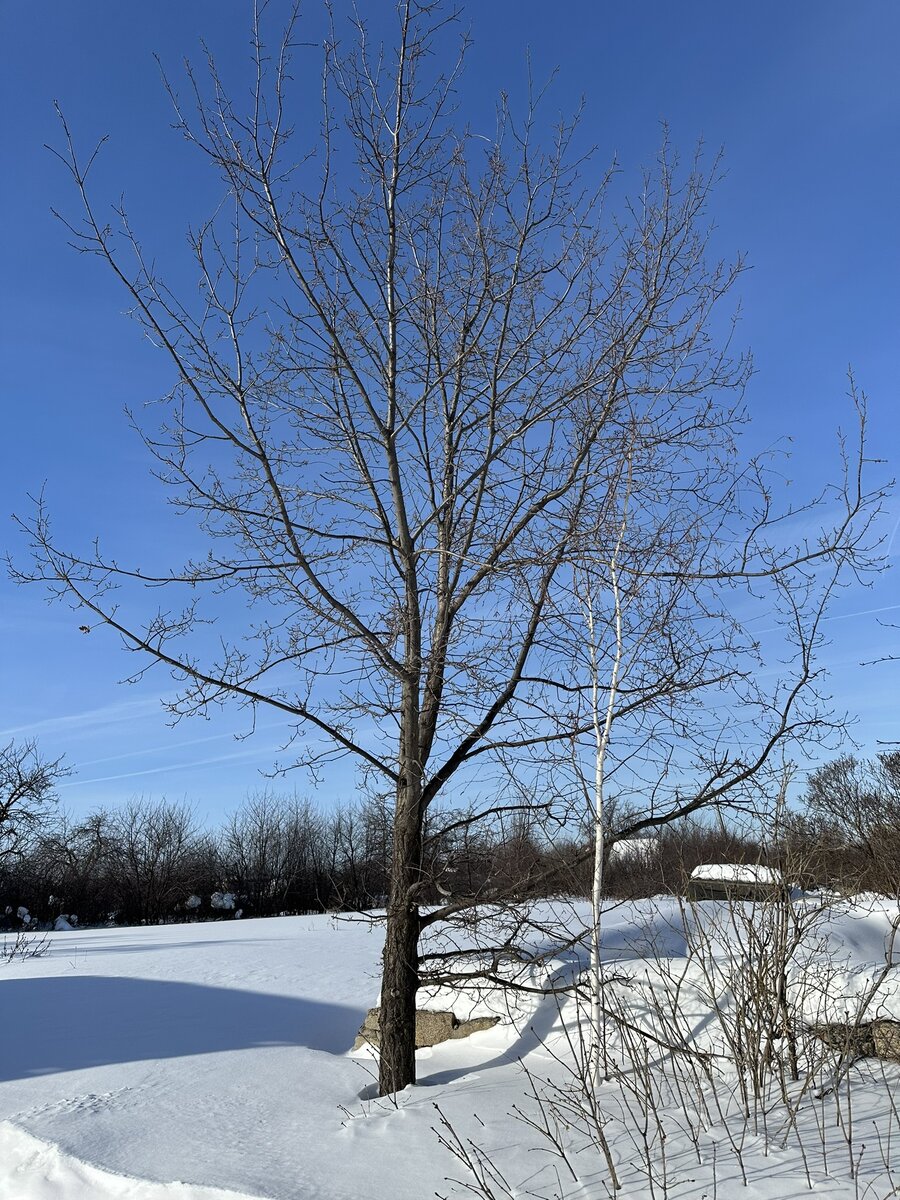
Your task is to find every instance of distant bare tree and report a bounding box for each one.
[107,798,201,924]
[794,752,900,891]
[25,810,117,924]
[14,2,886,1093]
[320,796,392,910]
[220,791,326,915]
[221,791,294,916]
[0,740,68,862]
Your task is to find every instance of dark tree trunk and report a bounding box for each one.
[378,743,424,1094]
[378,660,425,1095]
[378,875,421,1094]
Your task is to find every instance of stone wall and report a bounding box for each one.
[352,1008,500,1051]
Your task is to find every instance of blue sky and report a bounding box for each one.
[1,2,898,823]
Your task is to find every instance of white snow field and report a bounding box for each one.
[2,897,900,1199]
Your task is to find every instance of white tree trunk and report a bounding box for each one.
[583,460,630,1091]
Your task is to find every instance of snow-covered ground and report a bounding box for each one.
[2,896,899,1199]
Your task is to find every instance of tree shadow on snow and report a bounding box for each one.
[51,937,269,957]
[418,960,581,1089]
[0,976,364,1082]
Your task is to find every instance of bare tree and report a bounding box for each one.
[793,752,900,892]
[107,798,201,925]
[13,2,886,1093]
[0,740,68,862]
[576,450,632,1091]
[221,791,294,915]
[25,810,117,924]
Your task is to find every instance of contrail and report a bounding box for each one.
[58,744,282,789]
[0,694,171,740]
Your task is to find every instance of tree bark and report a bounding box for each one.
[379,884,421,1094]
[379,715,424,1094]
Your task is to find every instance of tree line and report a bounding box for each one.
[0,782,585,929]
[4,740,899,931]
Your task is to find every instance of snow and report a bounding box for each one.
[1,897,899,1199]
[53,915,75,931]
[0,1125,255,1200]
[608,837,656,863]
[690,861,783,884]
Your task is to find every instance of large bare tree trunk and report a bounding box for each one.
[380,682,425,1093]
[379,855,421,1093]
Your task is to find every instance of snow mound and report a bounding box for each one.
[0,1123,261,1200]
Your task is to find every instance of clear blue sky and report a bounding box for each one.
[1,2,898,823]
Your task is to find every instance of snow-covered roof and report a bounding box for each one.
[609,838,656,862]
[689,862,783,885]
